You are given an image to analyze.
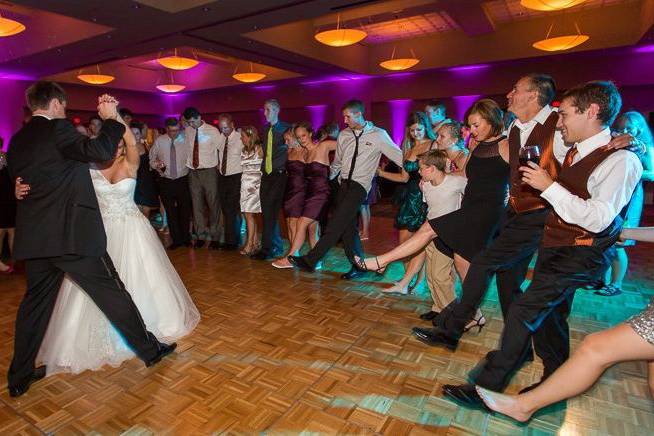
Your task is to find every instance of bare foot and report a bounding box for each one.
[475,386,533,422]
[272,257,293,269]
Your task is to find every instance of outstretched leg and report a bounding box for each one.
[360,221,436,271]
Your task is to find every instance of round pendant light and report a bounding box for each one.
[380,47,420,71]
[315,14,366,47]
[233,62,266,83]
[156,84,186,93]
[77,65,115,85]
[0,14,25,37]
[521,0,587,11]
[533,22,589,52]
[157,48,198,70]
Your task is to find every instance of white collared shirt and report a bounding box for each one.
[541,128,642,233]
[149,133,189,179]
[330,121,403,193]
[184,122,221,169]
[509,105,568,164]
[217,130,244,176]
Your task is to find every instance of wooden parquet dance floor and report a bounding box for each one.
[1,209,653,435]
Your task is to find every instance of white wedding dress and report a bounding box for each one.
[37,169,200,375]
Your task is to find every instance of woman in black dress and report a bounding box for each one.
[358,99,510,325]
[132,123,159,218]
[0,146,16,273]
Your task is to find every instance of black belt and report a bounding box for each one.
[264,169,287,175]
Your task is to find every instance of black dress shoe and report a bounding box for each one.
[145,342,177,367]
[194,240,206,249]
[208,241,221,250]
[411,327,458,350]
[167,243,181,250]
[341,265,365,280]
[288,256,315,272]
[420,310,439,321]
[442,384,491,411]
[9,365,47,397]
[250,250,271,260]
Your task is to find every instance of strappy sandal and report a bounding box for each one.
[464,315,487,333]
[354,256,386,275]
[594,284,622,297]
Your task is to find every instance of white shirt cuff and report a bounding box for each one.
[540,181,568,206]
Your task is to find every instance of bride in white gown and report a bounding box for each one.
[19,111,200,375]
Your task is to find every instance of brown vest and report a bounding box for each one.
[542,145,624,248]
[508,111,561,213]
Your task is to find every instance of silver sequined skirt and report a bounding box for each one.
[627,300,654,345]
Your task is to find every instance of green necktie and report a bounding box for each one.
[265,126,273,174]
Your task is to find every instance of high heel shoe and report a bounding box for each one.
[354,256,386,275]
[463,315,486,333]
[0,265,14,274]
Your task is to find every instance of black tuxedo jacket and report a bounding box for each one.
[7,116,125,260]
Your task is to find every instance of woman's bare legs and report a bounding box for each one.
[477,323,654,422]
[361,221,436,271]
[609,247,629,289]
[272,217,317,267]
[451,254,485,327]
[241,212,258,254]
[359,204,370,240]
[308,221,320,249]
[286,217,298,249]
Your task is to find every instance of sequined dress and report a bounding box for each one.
[628,299,654,345]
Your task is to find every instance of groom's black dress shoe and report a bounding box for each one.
[341,266,365,280]
[442,384,490,411]
[288,256,314,272]
[412,327,458,350]
[9,365,47,397]
[145,342,177,367]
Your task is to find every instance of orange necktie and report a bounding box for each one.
[563,146,578,168]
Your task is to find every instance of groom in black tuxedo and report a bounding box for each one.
[6,81,175,397]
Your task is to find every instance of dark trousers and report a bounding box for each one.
[304,180,367,267]
[159,176,192,246]
[473,244,611,391]
[8,253,160,386]
[442,209,550,336]
[260,170,287,254]
[217,173,242,246]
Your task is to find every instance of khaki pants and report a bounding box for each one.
[425,242,456,312]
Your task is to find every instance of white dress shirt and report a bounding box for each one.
[509,105,568,164]
[422,175,468,220]
[218,130,244,176]
[330,121,403,193]
[184,122,221,169]
[149,133,189,179]
[541,128,642,233]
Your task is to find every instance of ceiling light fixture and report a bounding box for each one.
[156,70,185,93]
[380,47,420,71]
[157,48,199,70]
[0,13,26,37]
[77,65,115,85]
[233,62,266,83]
[314,14,367,47]
[520,0,587,11]
[532,21,589,52]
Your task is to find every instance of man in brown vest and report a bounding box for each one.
[441,81,641,408]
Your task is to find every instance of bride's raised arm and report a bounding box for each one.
[117,113,140,171]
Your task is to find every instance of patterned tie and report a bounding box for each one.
[192,128,200,169]
[221,134,229,175]
[563,145,578,168]
[169,138,177,179]
[265,126,273,174]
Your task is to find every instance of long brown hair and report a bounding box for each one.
[241,125,262,155]
[402,111,436,154]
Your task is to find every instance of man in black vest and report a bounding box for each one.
[442,81,641,408]
[7,81,174,397]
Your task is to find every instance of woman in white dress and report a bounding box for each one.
[16,110,200,375]
[239,126,263,255]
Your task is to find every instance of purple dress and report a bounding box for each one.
[302,162,330,220]
[284,160,306,218]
